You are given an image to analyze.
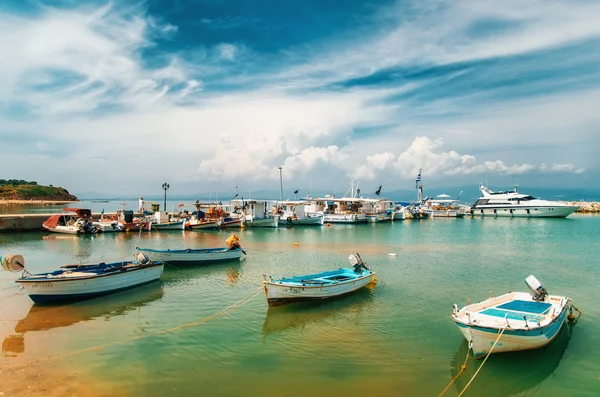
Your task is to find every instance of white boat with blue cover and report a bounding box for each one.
[263,253,375,306]
[4,253,164,303]
[136,247,244,264]
[451,275,573,358]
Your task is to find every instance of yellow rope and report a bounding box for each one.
[458,326,507,397]
[438,348,470,397]
[0,285,264,371]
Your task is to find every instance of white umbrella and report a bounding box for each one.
[436,194,451,198]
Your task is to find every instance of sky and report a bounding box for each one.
[1,0,599,199]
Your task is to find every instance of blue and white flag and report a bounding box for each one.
[415,169,422,189]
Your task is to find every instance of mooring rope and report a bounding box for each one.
[0,285,264,371]
[457,326,507,397]
[438,348,470,397]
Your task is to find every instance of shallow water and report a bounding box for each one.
[1,216,599,396]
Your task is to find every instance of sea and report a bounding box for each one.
[0,207,599,396]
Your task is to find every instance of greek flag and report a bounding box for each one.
[415,169,422,189]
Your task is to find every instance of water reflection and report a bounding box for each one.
[450,322,574,396]
[2,282,163,356]
[262,288,374,338]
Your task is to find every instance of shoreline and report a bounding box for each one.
[0,200,79,206]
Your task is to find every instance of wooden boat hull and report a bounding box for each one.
[322,213,367,224]
[150,221,185,230]
[185,221,219,230]
[366,214,391,223]
[244,217,279,228]
[264,271,375,306]
[137,247,243,264]
[278,216,323,226]
[452,292,571,358]
[16,264,164,303]
[219,219,243,228]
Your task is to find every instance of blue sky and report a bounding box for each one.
[1,0,599,197]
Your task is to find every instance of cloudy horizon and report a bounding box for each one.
[2,0,599,198]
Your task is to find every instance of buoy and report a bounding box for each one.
[388,253,397,256]
[294,242,299,247]
[326,223,331,227]
[567,313,576,322]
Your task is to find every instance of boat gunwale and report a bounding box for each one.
[264,270,374,289]
[16,262,164,283]
[136,247,240,254]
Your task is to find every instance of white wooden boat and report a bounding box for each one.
[451,275,574,358]
[183,218,219,230]
[6,254,164,303]
[263,253,375,306]
[136,247,244,264]
[277,200,323,226]
[235,200,279,227]
[42,208,101,234]
[150,221,185,230]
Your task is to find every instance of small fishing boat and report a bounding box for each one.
[42,208,101,234]
[183,218,219,230]
[263,253,375,306]
[276,200,323,226]
[451,275,575,358]
[1,253,163,303]
[136,234,245,264]
[219,217,243,228]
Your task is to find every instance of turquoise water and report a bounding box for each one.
[1,216,599,396]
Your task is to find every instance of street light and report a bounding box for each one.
[278,167,283,201]
[162,183,170,212]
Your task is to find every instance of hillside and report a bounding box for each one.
[0,184,78,201]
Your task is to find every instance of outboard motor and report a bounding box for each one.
[349,253,370,273]
[136,252,150,265]
[525,275,548,301]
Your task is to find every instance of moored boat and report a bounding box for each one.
[263,253,375,306]
[451,275,575,358]
[137,234,245,264]
[2,253,164,303]
[470,185,578,218]
[276,200,323,226]
[42,208,101,234]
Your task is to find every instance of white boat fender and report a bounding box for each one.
[388,253,397,256]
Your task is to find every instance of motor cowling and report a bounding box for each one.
[136,252,150,265]
[525,275,548,301]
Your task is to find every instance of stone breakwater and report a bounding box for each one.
[561,201,600,213]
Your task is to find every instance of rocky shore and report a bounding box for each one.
[561,201,600,213]
[0,199,78,206]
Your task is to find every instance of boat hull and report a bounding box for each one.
[264,272,375,306]
[219,219,243,228]
[150,221,185,230]
[455,307,568,358]
[42,224,81,234]
[471,206,577,218]
[138,248,242,264]
[185,221,219,230]
[244,217,279,228]
[322,213,367,224]
[366,214,391,223]
[278,216,323,226]
[17,264,164,303]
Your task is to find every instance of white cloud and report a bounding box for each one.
[540,163,586,174]
[217,43,238,61]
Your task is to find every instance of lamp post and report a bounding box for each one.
[278,167,283,201]
[162,183,170,212]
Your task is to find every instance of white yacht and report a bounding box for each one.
[470,185,578,218]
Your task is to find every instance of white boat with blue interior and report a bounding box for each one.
[263,253,375,306]
[452,275,575,358]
